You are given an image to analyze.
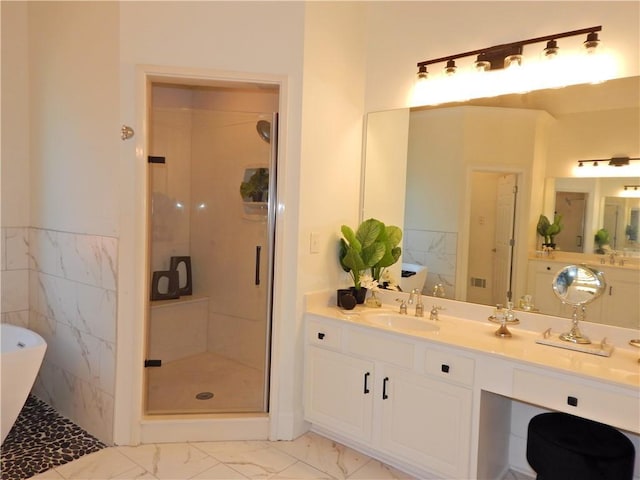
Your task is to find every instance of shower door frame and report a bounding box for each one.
[145,92,277,416]
[114,64,288,445]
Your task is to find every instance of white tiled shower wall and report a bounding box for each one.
[403,228,457,295]
[1,227,117,444]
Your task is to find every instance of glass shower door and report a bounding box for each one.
[145,82,277,415]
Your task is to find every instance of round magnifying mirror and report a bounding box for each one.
[552,264,606,344]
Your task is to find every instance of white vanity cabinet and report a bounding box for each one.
[526,260,566,316]
[379,364,472,478]
[304,346,374,443]
[596,267,640,329]
[526,258,639,327]
[304,315,474,479]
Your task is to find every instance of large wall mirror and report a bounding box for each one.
[362,76,640,324]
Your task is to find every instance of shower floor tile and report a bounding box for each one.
[0,395,106,480]
[146,351,265,414]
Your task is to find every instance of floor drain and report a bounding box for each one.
[195,392,214,400]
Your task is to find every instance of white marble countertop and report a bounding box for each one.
[305,290,640,391]
[529,251,640,271]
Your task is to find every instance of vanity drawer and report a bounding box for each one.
[347,329,414,368]
[307,320,342,349]
[513,369,640,433]
[424,349,475,387]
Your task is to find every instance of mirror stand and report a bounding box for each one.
[560,305,591,344]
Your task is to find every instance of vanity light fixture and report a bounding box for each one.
[577,156,640,168]
[624,185,640,191]
[413,26,615,106]
[416,26,602,76]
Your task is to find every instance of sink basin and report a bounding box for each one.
[363,312,439,332]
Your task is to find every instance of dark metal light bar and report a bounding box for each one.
[417,26,602,70]
[577,156,640,167]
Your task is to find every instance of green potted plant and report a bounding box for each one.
[370,224,402,286]
[339,218,402,304]
[239,168,269,202]
[594,228,610,254]
[536,213,563,249]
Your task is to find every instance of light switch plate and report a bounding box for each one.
[310,232,320,254]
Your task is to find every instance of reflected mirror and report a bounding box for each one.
[552,264,605,343]
[362,76,640,326]
[603,196,640,252]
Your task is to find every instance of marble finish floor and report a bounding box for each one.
[146,352,265,414]
[29,431,533,480]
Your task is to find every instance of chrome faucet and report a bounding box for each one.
[408,289,417,305]
[430,305,442,321]
[412,289,424,317]
[609,251,617,265]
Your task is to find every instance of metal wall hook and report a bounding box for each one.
[121,125,135,141]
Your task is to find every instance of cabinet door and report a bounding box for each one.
[379,366,472,479]
[529,264,562,316]
[304,346,374,442]
[601,277,640,329]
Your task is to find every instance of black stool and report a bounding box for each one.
[527,412,635,480]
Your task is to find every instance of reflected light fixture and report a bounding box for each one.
[577,156,640,168]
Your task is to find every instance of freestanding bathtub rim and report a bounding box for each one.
[1,323,48,444]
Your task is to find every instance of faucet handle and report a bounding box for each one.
[432,283,446,298]
[395,298,408,314]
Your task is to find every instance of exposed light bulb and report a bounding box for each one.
[584,32,600,53]
[444,59,457,76]
[543,40,559,58]
[504,54,522,69]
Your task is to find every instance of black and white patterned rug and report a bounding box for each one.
[1,395,107,480]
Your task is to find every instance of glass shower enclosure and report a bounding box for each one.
[145,82,277,415]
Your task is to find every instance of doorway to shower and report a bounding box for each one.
[144,80,278,415]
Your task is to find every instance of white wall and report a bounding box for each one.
[293,0,368,436]
[1,2,30,329]
[1,1,30,228]
[28,1,120,236]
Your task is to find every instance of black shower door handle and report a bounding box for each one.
[255,246,261,285]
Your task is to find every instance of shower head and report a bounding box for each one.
[256,120,271,144]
